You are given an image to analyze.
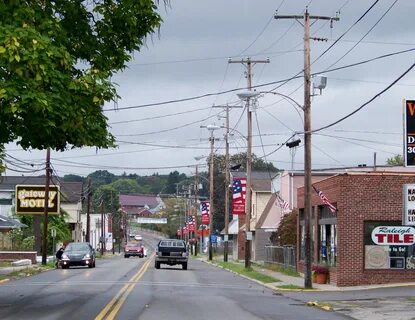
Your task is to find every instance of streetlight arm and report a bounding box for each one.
[260,91,304,111]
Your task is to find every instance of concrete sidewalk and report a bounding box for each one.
[197,255,415,292]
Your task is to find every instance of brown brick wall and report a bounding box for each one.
[298,173,415,287]
[0,251,37,264]
[237,215,246,260]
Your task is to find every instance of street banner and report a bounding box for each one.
[405,100,415,167]
[232,177,246,214]
[201,214,210,225]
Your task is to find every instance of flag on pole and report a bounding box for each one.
[201,201,210,225]
[275,194,290,212]
[312,185,337,213]
[232,177,247,214]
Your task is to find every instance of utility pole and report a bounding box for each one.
[213,103,242,262]
[230,57,269,268]
[41,148,51,265]
[194,164,199,256]
[208,131,215,261]
[275,8,339,289]
[86,177,91,242]
[101,201,105,256]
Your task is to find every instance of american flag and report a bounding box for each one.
[275,194,289,212]
[233,178,247,201]
[201,201,210,215]
[312,185,337,213]
[186,215,196,226]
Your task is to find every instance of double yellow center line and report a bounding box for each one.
[95,255,153,320]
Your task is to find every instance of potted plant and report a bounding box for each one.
[312,265,329,284]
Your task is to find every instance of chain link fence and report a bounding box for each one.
[264,245,296,269]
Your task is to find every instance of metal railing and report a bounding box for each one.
[264,245,296,269]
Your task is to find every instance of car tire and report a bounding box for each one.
[62,265,69,269]
[88,263,93,268]
[155,261,160,269]
[93,260,96,268]
[124,255,130,258]
[182,262,188,270]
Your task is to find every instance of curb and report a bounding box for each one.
[0,278,10,284]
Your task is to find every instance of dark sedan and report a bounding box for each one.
[61,242,96,269]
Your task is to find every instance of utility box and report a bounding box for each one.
[313,75,327,90]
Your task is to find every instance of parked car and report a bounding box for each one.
[60,242,96,269]
[155,239,188,270]
[124,241,144,258]
[134,234,143,241]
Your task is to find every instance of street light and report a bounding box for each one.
[237,90,260,269]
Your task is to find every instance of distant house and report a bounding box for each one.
[119,194,165,218]
[0,214,26,233]
[230,171,273,261]
[0,176,83,241]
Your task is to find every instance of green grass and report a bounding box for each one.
[218,261,280,283]
[0,264,53,281]
[260,263,300,277]
[276,284,305,290]
[0,261,12,268]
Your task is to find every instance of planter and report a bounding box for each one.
[315,273,328,284]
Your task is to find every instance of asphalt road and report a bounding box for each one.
[0,233,351,320]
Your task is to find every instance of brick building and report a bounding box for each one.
[297,171,415,287]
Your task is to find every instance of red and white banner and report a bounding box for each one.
[232,177,246,215]
[200,201,210,225]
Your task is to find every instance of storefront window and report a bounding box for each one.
[318,205,337,266]
[364,221,415,270]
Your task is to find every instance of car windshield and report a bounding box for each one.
[65,243,90,252]
[126,242,142,247]
[159,240,185,248]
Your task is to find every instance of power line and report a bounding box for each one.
[324,0,398,70]
[312,60,415,134]
[102,47,415,112]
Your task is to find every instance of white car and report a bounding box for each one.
[134,235,143,241]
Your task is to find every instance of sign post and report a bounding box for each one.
[51,227,57,262]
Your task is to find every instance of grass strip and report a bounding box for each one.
[218,261,280,283]
[276,284,304,290]
[259,263,300,277]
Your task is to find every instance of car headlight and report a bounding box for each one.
[125,249,129,252]
[83,253,91,259]
[62,254,69,260]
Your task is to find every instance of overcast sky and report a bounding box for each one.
[4,0,415,178]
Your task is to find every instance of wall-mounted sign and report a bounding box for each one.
[404,100,415,167]
[403,184,415,225]
[371,226,415,245]
[15,185,60,215]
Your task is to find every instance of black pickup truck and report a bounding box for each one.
[155,239,188,270]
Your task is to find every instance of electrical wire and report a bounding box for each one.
[312,61,415,134]
[324,0,398,70]
[102,47,415,112]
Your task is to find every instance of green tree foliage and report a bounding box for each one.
[92,184,119,214]
[63,174,85,183]
[275,211,297,246]
[165,171,187,195]
[0,1,163,150]
[386,154,404,166]
[88,170,116,191]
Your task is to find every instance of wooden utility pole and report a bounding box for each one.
[229,57,269,268]
[212,103,242,262]
[275,9,339,289]
[208,131,215,261]
[194,164,199,256]
[86,177,91,242]
[101,201,105,256]
[41,148,51,265]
